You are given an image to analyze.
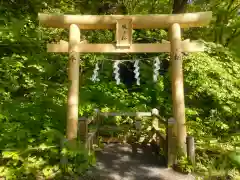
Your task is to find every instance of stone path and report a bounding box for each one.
[84,143,195,180]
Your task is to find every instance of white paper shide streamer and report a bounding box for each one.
[113,60,120,85]
[91,62,100,82]
[90,56,161,84]
[153,57,160,82]
[134,60,140,85]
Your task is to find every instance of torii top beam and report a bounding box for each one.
[38,12,212,29]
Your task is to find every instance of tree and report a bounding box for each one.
[172,0,189,13]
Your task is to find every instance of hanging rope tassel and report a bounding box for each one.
[153,57,160,82]
[113,60,120,85]
[133,60,140,85]
[91,62,100,82]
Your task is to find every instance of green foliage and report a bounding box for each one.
[185,42,240,137]
[0,0,240,178]
[174,156,194,174]
[0,130,92,179]
[182,42,240,177]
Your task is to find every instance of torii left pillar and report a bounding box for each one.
[66,24,80,141]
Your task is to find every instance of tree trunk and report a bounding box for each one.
[172,0,188,14]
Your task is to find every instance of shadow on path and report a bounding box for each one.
[83,143,195,180]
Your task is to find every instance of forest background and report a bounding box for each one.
[0,0,240,179]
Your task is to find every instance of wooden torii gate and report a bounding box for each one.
[38,11,212,157]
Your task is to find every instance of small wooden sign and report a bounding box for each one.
[116,18,132,48]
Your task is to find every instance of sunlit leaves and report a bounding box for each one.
[0,0,240,178]
[184,42,240,139]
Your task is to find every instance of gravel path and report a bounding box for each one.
[84,143,195,180]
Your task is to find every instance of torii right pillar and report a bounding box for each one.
[170,23,187,159]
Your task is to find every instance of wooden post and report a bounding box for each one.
[78,117,88,144]
[87,134,94,154]
[152,108,159,130]
[132,114,141,154]
[167,118,177,167]
[170,23,187,156]
[59,138,68,173]
[135,114,142,131]
[94,109,100,145]
[95,109,100,125]
[187,136,195,166]
[66,24,80,141]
